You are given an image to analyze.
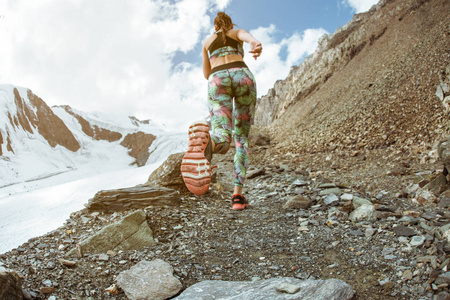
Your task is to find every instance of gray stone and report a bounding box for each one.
[438,137,450,173]
[67,210,155,257]
[117,259,182,300]
[340,193,353,201]
[86,185,181,212]
[365,227,376,238]
[247,168,266,179]
[283,195,313,210]
[444,96,450,111]
[410,236,426,246]
[439,190,450,208]
[443,81,450,95]
[276,282,301,294]
[349,230,364,236]
[349,204,377,222]
[440,223,450,235]
[291,178,308,187]
[174,277,355,300]
[424,174,448,196]
[318,183,336,189]
[319,187,342,196]
[147,152,185,188]
[352,196,372,209]
[436,291,450,300]
[324,193,339,206]
[435,272,450,285]
[393,225,417,237]
[436,84,444,101]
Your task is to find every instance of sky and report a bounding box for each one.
[0,0,379,131]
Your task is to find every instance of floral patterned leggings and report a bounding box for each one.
[207,67,257,187]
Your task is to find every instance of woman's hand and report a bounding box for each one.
[249,40,262,60]
[237,29,262,60]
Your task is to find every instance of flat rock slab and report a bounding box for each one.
[174,277,355,300]
[67,210,155,257]
[86,185,180,212]
[117,259,182,300]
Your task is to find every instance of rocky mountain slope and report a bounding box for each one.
[0,84,163,187]
[1,0,450,299]
[255,0,450,195]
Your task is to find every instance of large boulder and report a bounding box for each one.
[85,185,180,212]
[147,152,185,188]
[174,277,354,300]
[116,259,182,300]
[438,136,450,175]
[67,210,155,257]
[0,267,24,300]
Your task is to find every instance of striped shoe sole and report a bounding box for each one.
[181,121,212,195]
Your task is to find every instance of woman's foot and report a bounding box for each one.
[231,194,249,210]
[181,121,213,195]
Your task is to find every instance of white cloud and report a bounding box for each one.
[344,0,379,13]
[0,0,215,130]
[245,25,328,97]
[214,0,231,11]
[0,0,327,131]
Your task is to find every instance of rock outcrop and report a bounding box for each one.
[59,105,122,142]
[435,65,450,111]
[67,210,155,257]
[120,131,156,166]
[85,185,181,212]
[255,0,449,159]
[0,86,81,155]
[146,152,185,188]
[0,267,24,300]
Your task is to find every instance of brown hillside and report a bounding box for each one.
[255,0,450,194]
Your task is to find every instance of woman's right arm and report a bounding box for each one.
[237,29,262,60]
[202,45,211,79]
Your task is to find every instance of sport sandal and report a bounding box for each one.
[181,120,213,195]
[231,194,249,210]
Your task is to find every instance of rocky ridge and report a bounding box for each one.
[256,0,449,161]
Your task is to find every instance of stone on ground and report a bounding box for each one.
[85,185,181,212]
[116,259,182,300]
[67,210,155,257]
[174,277,354,300]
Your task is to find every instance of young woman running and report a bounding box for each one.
[181,12,262,210]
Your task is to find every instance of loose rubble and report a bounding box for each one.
[2,145,450,299]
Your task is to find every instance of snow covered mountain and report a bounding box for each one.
[0,84,185,188]
[0,84,189,253]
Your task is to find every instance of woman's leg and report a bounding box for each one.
[231,68,257,190]
[208,70,233,154]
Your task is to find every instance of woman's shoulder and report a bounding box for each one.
[228,29,246,42]
[227,29,240,38]
[203,33,217,49]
